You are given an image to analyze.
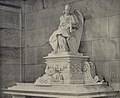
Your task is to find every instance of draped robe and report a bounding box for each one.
[49,14,79,53]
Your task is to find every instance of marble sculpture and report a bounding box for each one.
[34,4,104,85]
[49,4,84,54]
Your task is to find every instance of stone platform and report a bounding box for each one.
[3,83,119,98]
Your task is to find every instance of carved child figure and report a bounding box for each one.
[34,66,64,85]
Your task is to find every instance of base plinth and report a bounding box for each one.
[3,83,119,98]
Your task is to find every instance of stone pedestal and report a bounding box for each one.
[34,52,90,85]
[44,52,89,84]
[2,53,119,98]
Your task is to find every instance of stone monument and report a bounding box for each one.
[3,4,119,98]
[34,4,103,85]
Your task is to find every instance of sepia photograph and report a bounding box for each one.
[0,0,120,98]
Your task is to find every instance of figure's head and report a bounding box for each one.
[64,4,71,14]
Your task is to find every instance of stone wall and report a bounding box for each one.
[0,1,24,98]
[23,0,120,89]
